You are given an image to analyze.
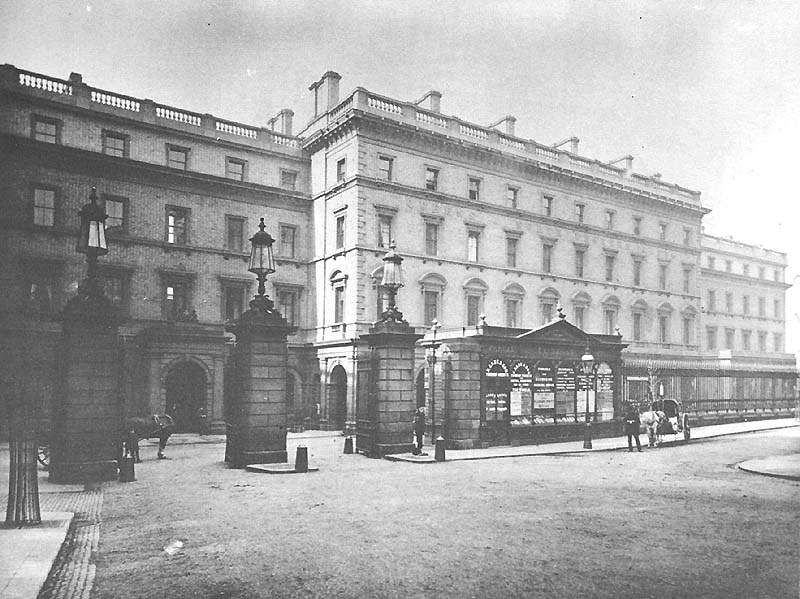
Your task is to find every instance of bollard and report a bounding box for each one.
[434,436,446,462]
[294,445,309,473]
[119,456,136,482]
[343,436,354,454]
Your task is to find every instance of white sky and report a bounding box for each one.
[3,0,799,355]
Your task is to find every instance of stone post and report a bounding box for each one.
[50,292,121,483]
[225,303,295,468]
[359,320,422,458]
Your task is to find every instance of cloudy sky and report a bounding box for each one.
[3,0,799,352]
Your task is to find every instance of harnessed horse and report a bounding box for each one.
[639,410,667,447]
[124,414,176,461]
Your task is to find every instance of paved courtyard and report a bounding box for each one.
[47,427,794,599]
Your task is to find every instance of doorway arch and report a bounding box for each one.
[164,361,206,433]
[328,365,348,432]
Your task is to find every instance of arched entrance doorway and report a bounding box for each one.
[328,365,347,432]
[165,361,206,433]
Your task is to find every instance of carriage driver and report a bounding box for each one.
[624,403,642,452]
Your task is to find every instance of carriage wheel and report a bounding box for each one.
[38,445,50,470]
[682,415,691,442]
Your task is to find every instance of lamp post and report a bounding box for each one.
[581,346,595,449]
[426,319,441,440]
[247,217,276,313]
[379,240,405,324]
[75,187,108,299]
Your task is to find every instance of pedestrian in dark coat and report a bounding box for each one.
[412,407,426,455]
[624,404,642,452]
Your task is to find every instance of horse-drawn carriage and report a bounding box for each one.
[650,398,691,444]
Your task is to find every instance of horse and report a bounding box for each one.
[639,410,667,448]
[124,414,176,462]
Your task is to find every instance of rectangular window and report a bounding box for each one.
[467,231,479,262]
[707,327,717,350]
[774,333,783,352]
[758,266,765,279]
[574,306,585,330]
[425,167,439,192]
[774,299,781,319]
[658,264,668,290]
[725,292,733,313]
[633,216,642,236]
[164,279,190,320]
[708,290,716,312]
[33,188,56,227]
[468,178,481,201]
[774,269,780,282]
[604,309,617,335]
[26,270,58,315]
[683,228,691,246]
[423,290,439,325]
[725,328,735,350]
[103,195,126,232]
[575,203,585,224]
[101,271,127,312]
[633,259,642,287]
[605,210,615,230]
[334,286,345,322]
[683,317,693,345]
[425,222,438,256]
[758,297,766,317]
[506,237,518,268]
[280,170,298,190]
[166,207,188,245]
[507,186,519,209]
[541,243,553,273]
[102,130,128,157]
[226,216,245,252]
[278,289,299,326]
[633,313,642,341]
[725,260,732,273]
[659,315,670,343]
[280,224,296,258]
[505,298,519,328]
[543,195,554,217]
[378,155,393,181]
[708,256,716,269]
[659,223,667,241]
[225,157,246,181]
[336,158,346,182]
[575,249,585,278]
[742,330,751,351]
[222,285,246,322]
[743,264,750,276]
[605,254,615,282]
[166,145,189,170]
[32,116,59,144]
[335,215,345,249]
[466,295,481,326]
[758,332,767,352]
[742,296,749,315]
[378,215,393,248]
[682,268,691,293]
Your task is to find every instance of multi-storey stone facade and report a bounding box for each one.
[0,64,795,441]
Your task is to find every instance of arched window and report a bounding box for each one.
[419,272,447,327]
[502,283,526,328]
[329,270,348,323]
[631,299,649,342]
[657,302,674,344]
[538,287,560,325]
[681,305,696,345]
[463,277,488,326]
[571,291,592,330]
[601,294,621,335]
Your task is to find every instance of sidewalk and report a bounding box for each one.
[0,418,797,599]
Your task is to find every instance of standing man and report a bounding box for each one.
[624,403,642,452]
[412,406,426,455]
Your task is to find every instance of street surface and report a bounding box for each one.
[63,429,800,598]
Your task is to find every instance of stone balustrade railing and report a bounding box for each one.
[1,64,302,154]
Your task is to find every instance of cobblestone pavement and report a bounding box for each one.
[0,489,103,599]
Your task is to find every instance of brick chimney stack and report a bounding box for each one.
[267,108,294,136]
[309,71,342,118]
[414,91,442,113]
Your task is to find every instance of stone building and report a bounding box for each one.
[0,64,795,444]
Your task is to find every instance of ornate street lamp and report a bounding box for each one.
[581,346,595,449]
[75,187,108,298]
[379,240,405,323]
[247,217,276,313]
[426,319,441,440]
